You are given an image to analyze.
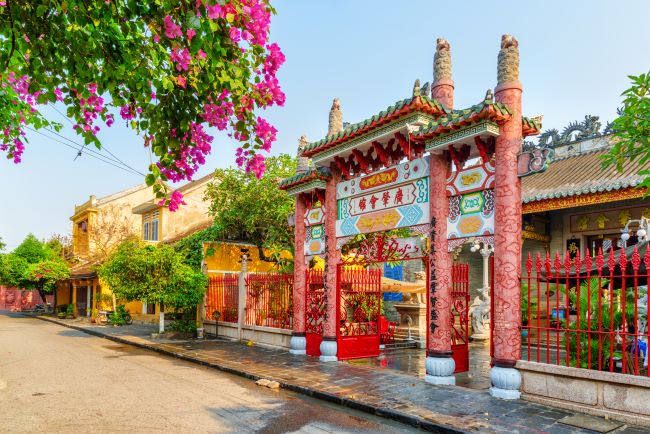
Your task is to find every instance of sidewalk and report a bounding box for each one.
[32,315,647,433]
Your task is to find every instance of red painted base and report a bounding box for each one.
[451,343,469,373]
[306,333,322,357]
[337,335,380,360]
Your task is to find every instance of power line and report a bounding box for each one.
[25,127,144,177]
[49,105,146,176]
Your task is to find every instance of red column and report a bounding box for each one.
[290,193,307,355]
[425,153,455,384]
[320,169,340,361]
[431,79,454,111]
[492,80,523,367]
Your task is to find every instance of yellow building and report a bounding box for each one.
[56,183,156,316]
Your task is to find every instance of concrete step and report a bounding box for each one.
[383,341,419,350]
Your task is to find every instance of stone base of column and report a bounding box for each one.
[470,333,490,341]
[319,337,337,362]
[489,365,521,400]
[289,333,306,356]
[424,353,455,385]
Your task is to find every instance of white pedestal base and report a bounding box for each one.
[489,366,521,400]
[424,356,456,385]
[289,335,306,355]
[319,339,338,362]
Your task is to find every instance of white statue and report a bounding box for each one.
[469,286,490,340]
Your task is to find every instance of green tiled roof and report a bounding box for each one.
[523,116,542,132]
[278,166,332,190]
[413,96,512,138]
[302,95,446,157]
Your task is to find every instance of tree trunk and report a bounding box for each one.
[159,302,165,333]
[111,293,117,311]
[38,289,48,306]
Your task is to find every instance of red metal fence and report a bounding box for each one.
[522,247,649,376]
[336,266,382,360]
[450,263,470,373]
[205,274,239,322]
[245,273,293,329]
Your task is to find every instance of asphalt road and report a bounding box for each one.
[0,313,418,434]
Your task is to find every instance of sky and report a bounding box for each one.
[1,0,649,250]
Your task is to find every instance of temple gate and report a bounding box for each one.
[279,35,540,399]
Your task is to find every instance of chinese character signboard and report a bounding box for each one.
[336,157,430,237]
[304,207,325,255]
[446,162,495,240]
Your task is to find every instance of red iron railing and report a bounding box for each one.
[205,274,239,323]
[337,267,382,337]
[522,247,649,376]
[245,273,293,329]
[305,270,325,334]
[451,263,470,373]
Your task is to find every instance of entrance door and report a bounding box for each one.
[305,270,325,357]
[76,286,88,317]
[336,266,381,360]
[450,263,470,373]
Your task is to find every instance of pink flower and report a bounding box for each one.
[197,49,207,60]
[86,82,97,94]
[255,116,277,152]
[153,34,160,43]
[206,3,222,19]
[163,15,183,39]
[186,28,196,41]
[170,47,191,71]
[177,76,187,88]
[54,88,63,102]
[229,27,241,43]
[263,43,285,76]
[24,34,29,43]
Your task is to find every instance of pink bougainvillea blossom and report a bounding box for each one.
[163,15,182,39]
[255,116,277,152]
[206,3,222,19]
[186,28,196,41]
[170,47,191,71]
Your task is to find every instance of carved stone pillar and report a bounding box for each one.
[431,38,454,111]
[320,169,340,361]
[491,34,523,400]
[290,193,307,355]
[426,153,455,385]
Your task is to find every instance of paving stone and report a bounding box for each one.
[41,317,649,434]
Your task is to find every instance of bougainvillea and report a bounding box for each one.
[0,1,285,210]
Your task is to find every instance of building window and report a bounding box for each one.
[142,210,160,242]
[151,210,159,241]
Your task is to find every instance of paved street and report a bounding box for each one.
[0,313,416,433]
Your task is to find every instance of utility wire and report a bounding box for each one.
[25,127,143,177]
[49,105,146,176]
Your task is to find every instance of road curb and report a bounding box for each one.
[31,315,466,433]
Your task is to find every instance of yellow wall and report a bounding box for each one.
[203,242,291,274]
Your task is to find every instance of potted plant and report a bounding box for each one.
[65,303,75,319]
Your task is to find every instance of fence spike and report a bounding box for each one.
[631,245,641,273]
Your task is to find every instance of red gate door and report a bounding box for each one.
[337,266,381,360]
[305,270,325,357]
[450,263,470,373]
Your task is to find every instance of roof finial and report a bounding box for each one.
[296,135,310,174]
[431,38,454,110]
[433,38,452,83]
[413,79,421,97]
[327,98,343,138]
[497,34,519,84]
[485,89,493,102]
